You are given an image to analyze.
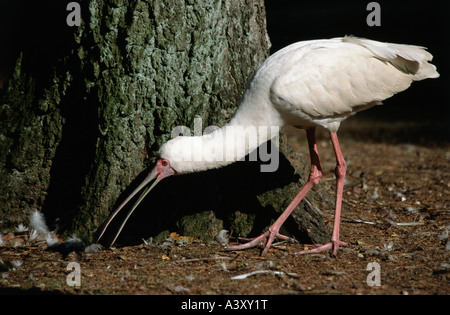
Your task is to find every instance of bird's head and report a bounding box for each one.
[95,157,175,247]
[153,158,176,181]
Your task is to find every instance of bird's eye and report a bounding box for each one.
[161,160,168,166]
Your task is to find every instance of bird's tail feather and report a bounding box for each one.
[343,35,439,80]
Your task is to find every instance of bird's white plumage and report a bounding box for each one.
[160,36,439,174]
[267,36,438,130]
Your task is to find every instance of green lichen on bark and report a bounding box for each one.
[177,210,224,242]
[228,211,256,238]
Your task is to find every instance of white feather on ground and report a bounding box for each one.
[29,209,50,234]
[215,230,229,247]
[29,209,58,246]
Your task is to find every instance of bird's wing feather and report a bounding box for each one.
[269,37,438,118]
[342,36,439,79]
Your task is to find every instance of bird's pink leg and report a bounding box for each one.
[294,132,347,256]
[227,128,323,255]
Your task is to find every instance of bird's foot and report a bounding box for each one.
[293,240,347,257]
[226,230,296,256]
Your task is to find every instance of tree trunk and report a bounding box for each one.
[0,0,330,244]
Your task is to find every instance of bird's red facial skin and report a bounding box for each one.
[155,158,175,181]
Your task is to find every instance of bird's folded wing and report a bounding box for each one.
[269,37,438,118]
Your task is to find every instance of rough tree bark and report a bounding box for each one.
[0,0,331,244]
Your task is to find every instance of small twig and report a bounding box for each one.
[231,270,298,280]
[386,220,425,227]
[342,216,377,225]
[343,216,425,227]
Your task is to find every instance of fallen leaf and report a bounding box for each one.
[169,232,193,245]
[162,254,170,261]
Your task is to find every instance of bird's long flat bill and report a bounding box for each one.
[95,159,175,247]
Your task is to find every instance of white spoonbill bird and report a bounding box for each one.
[95,36,439,256]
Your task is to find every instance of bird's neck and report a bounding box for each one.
[166,123,280,174]
[205,120,280,162]
[163,119,282,174]
[162,88,285,174]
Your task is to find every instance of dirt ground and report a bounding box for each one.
[1,118,449,296]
